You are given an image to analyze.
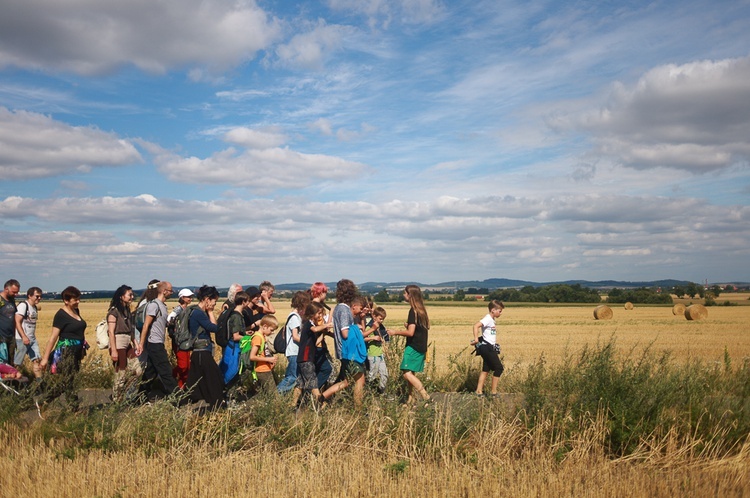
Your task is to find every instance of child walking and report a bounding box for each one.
[248,315,279,395]
[389,285,431,405]
[470,300,505,396]
[291,301,327,408]
[363,306,389,393]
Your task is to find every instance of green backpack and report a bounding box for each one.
[239,333,264,381]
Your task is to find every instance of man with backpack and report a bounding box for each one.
[138,281,179,399]
[14,286,43,378]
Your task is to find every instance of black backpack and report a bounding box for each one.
[272,312,296,354]
[216,302,236,348]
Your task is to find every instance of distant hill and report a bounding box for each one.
[48,278,747,299]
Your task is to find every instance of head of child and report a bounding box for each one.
[372,306,386,324]
[259,315,279,336]
[233,291,250,311]
[488,300,504,318]
[291,290,311,313]
[350,296,366,317]
[304,301,325,322]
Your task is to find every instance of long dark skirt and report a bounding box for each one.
[186,349,225,409]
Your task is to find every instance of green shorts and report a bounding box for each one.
[346,360,366,376]
[400,346,425,373]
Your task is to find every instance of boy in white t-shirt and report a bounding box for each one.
[470,300,505,397]
[14,286,43,378]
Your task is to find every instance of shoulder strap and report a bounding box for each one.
[284,312,296,344]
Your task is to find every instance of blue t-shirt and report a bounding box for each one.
[341,322,367,363]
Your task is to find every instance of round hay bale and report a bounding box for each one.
[624,302,634,310]
[685,304,708,321]
[672,303,686,316]
[593,305,613,320]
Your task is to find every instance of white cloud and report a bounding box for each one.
[327,0,444,28]
[310,118,334,136]
[0,0,280,76]
[276,22,354,70]
[155,147,368,189]
[553,56,750,173]
[223,127,288,149]
[0,107,142,179]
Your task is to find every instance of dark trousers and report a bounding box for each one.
[141,341,179,395]
[315,348,333,388]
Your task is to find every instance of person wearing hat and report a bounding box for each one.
[167,288,194,389]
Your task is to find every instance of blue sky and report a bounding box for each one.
[1,0,749,292]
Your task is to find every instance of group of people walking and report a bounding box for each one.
[1,276,507,409]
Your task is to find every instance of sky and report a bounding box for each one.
[1,0,749,292]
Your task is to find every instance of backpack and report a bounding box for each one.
[134,301,149,332]
[239,332,265,382]
[271,313,295,354]
[174,304,201,351]
[95,318,110,349]
[215,302,236,348]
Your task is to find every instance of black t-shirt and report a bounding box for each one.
[53,308,87,341]
[405,308,428,354]
[297,320,318,363]
[242,307,264,330]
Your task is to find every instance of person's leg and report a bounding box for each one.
[490,374,501,395]
[353,372,365,407]
[376,356,388,392]
[486,350,504,395]
[277,355,298,394]
[366,355,377,384]
[402,371,430,401]
[476,371,488,395]
[13,338,26,367]
[173,350,190,389]
[321,378,349,400]
[6,339,16,367]
[315,351,332,389]
[148,342,179,395]
[29,339,42,378]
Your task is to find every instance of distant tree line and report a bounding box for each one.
[485,284,601,303]
[606,287,673,305]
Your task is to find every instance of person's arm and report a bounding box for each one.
[229,314,243,342]
[14,304,30,345]
[139,313,155,351]
[39,326,61,371]
[249,342,277,366]
[108,313,119,361]
[363,318,383,341]
[194,309,218,332]
[391,322,416,338]
[470,320,482,345]
[260,291,276,314]
[291,326,301,343]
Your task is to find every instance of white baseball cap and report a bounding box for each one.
[178,288,195,298]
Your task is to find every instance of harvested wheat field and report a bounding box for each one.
[29,299,750,372]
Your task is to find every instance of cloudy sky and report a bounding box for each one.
[1,0,749,292]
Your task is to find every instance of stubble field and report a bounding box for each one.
[30,295,750,371]
[4,296,749,497]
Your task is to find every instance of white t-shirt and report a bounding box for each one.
[15,301,38,340]
[479,313,497,346]
[285,312,302,357]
